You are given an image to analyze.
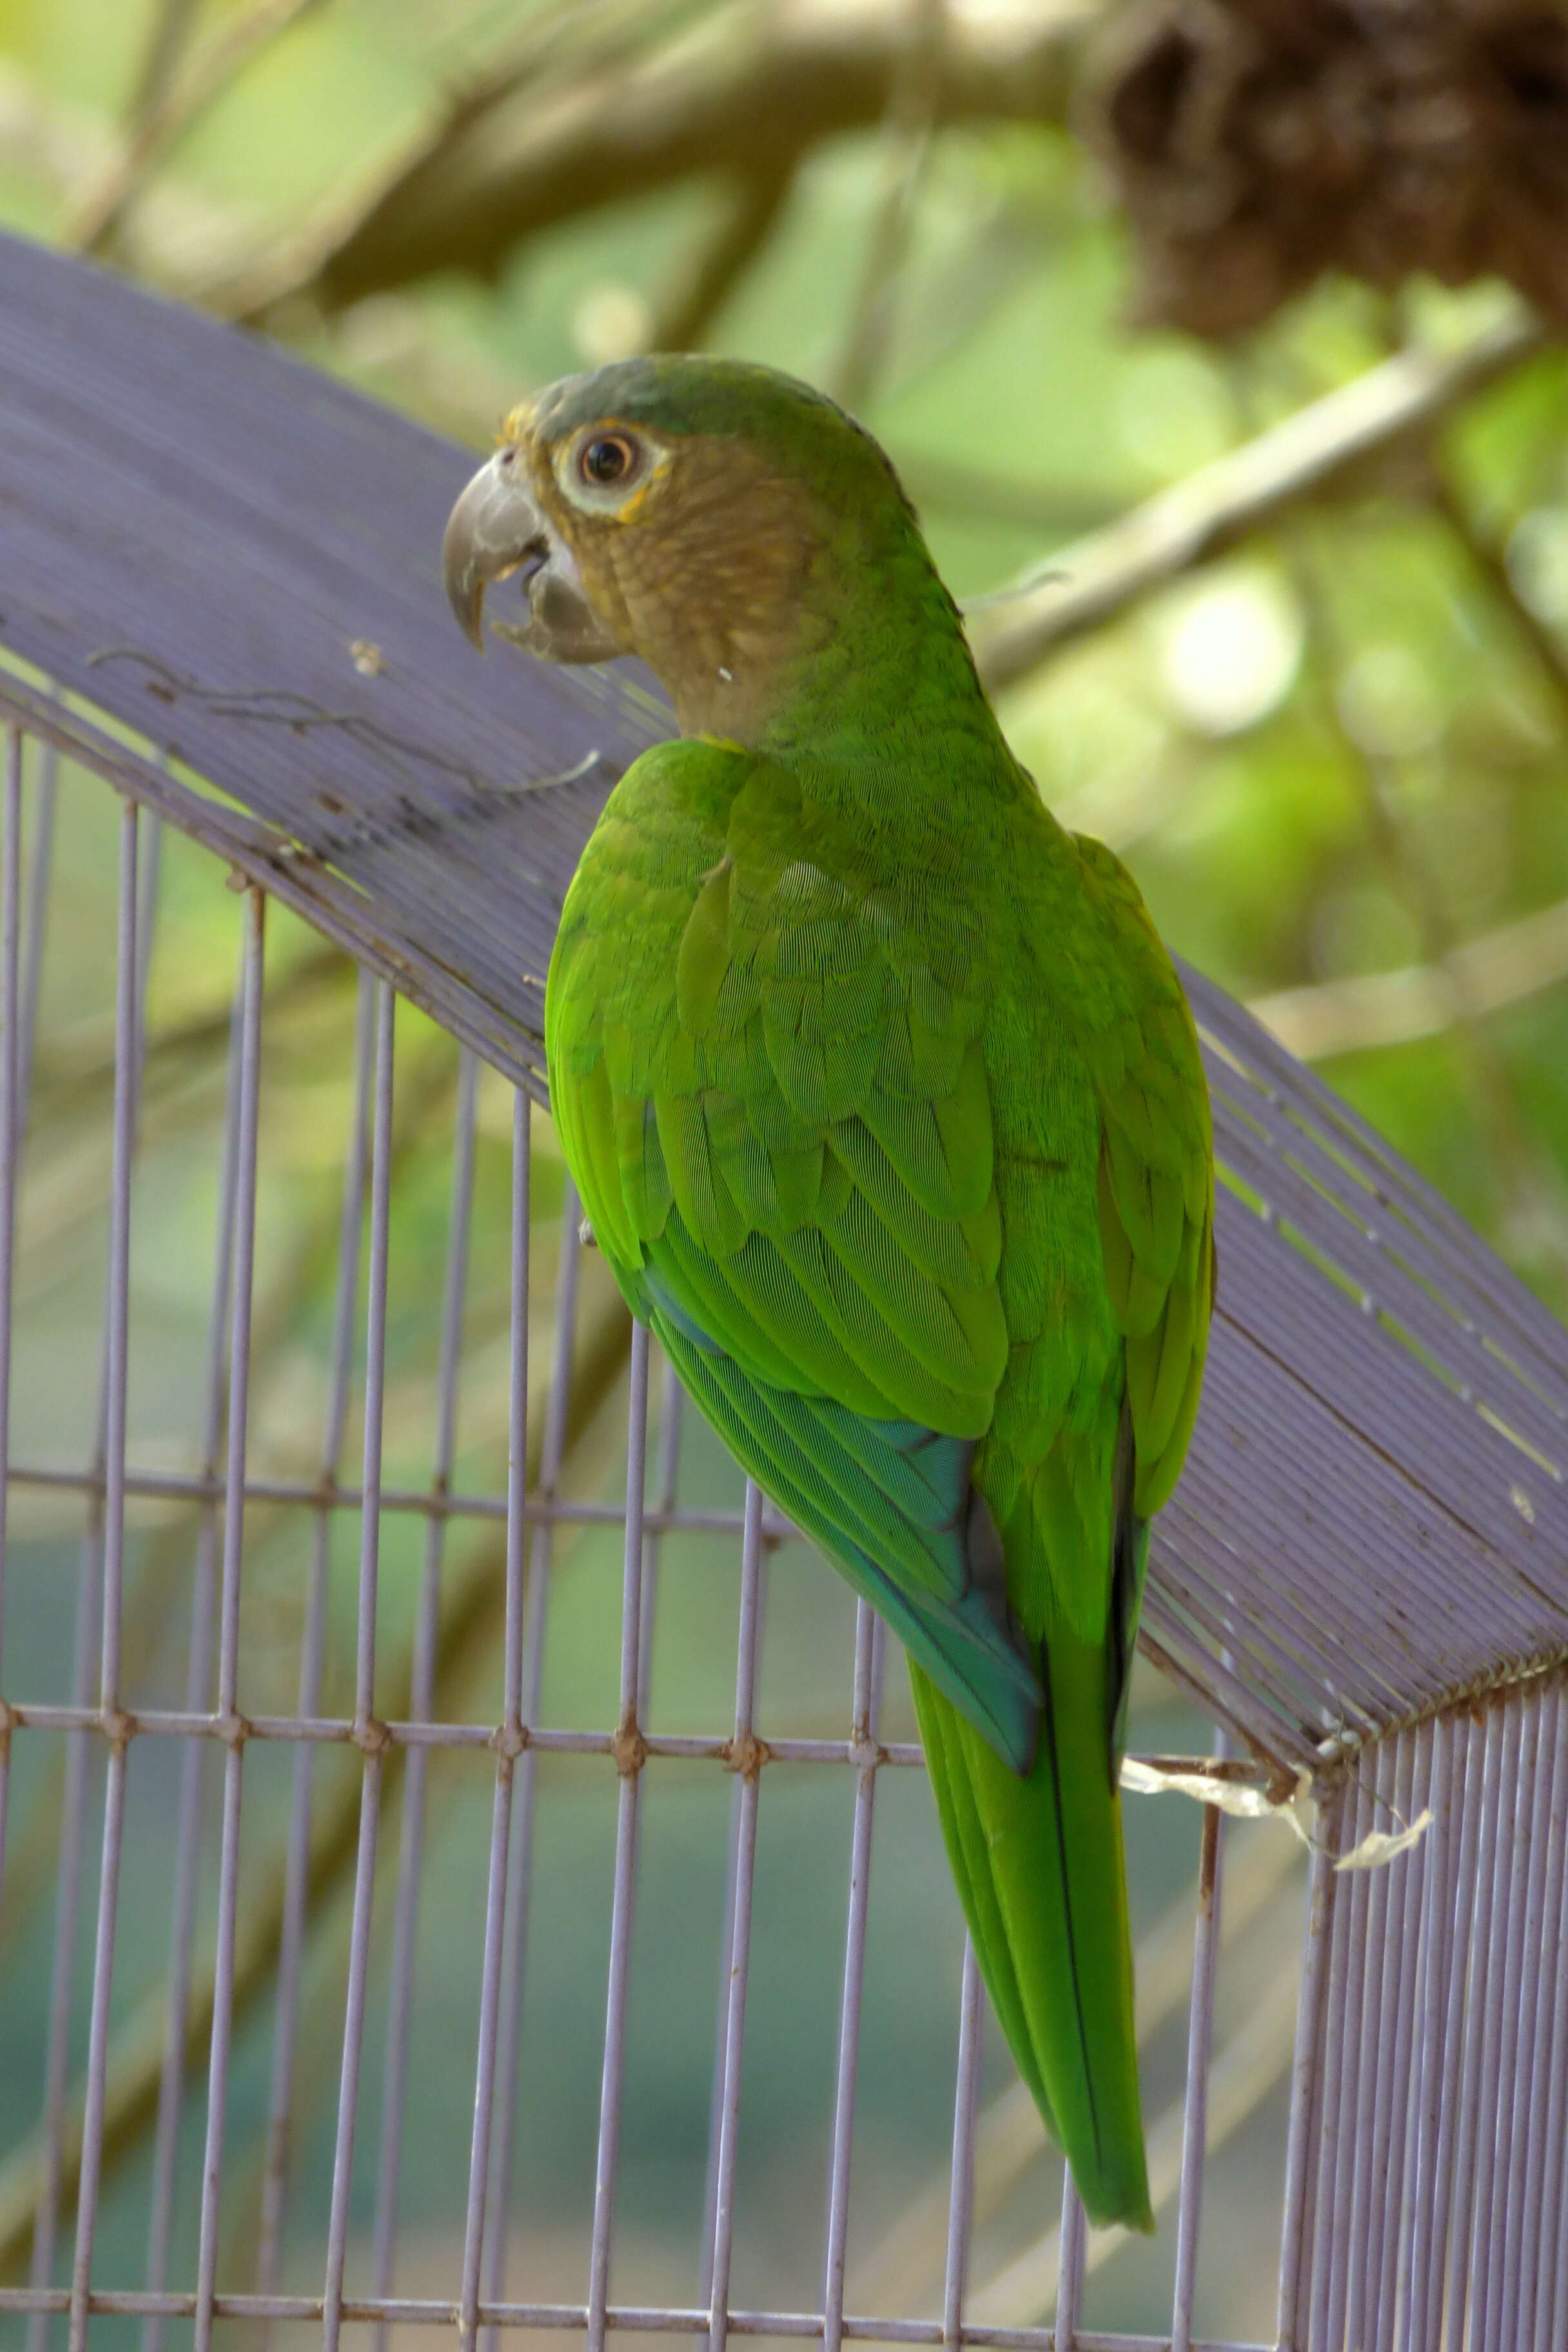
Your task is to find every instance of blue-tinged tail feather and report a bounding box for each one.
[652,1312,1041,1770]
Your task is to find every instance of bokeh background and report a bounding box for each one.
[1,0,1567,2344]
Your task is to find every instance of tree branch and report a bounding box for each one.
[970,307,1546,692]
[126,0,202,124]
[211,0,1093,324]
[1429,464,1568,720]
[67,0,331,257]
[1271,496,1568,1299]
[1249,888,1568,1062]
[829,0,946,410]
[0,60,254,289]
[647,162,795,351]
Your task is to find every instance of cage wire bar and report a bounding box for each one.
[1,230,1567,2349]
[0,705,1284,2352]
[0,687,1564,2352]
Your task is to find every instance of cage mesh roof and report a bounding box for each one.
[3,229,1565,1783]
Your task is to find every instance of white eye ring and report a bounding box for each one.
[557,425,665,514]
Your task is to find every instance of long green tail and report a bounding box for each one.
[910,1612,1153,2232]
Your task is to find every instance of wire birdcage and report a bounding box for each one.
[2,231,1567,2352]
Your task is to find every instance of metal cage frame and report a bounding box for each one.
[2,230,1568,2351]
[0,729,1275,2352]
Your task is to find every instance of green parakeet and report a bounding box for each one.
[443,358,1215,2232]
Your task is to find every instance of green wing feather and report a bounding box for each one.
[1075,831,1216,1524]
[546,739,1215,2233]
[549,738,1039,1765]
[910,833,1215,2232]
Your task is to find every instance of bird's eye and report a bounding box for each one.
[578,433,638,488]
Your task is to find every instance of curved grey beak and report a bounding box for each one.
[442,449,623,664]
[442,451,546,652]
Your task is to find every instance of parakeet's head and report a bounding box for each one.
[442,355,983,747]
